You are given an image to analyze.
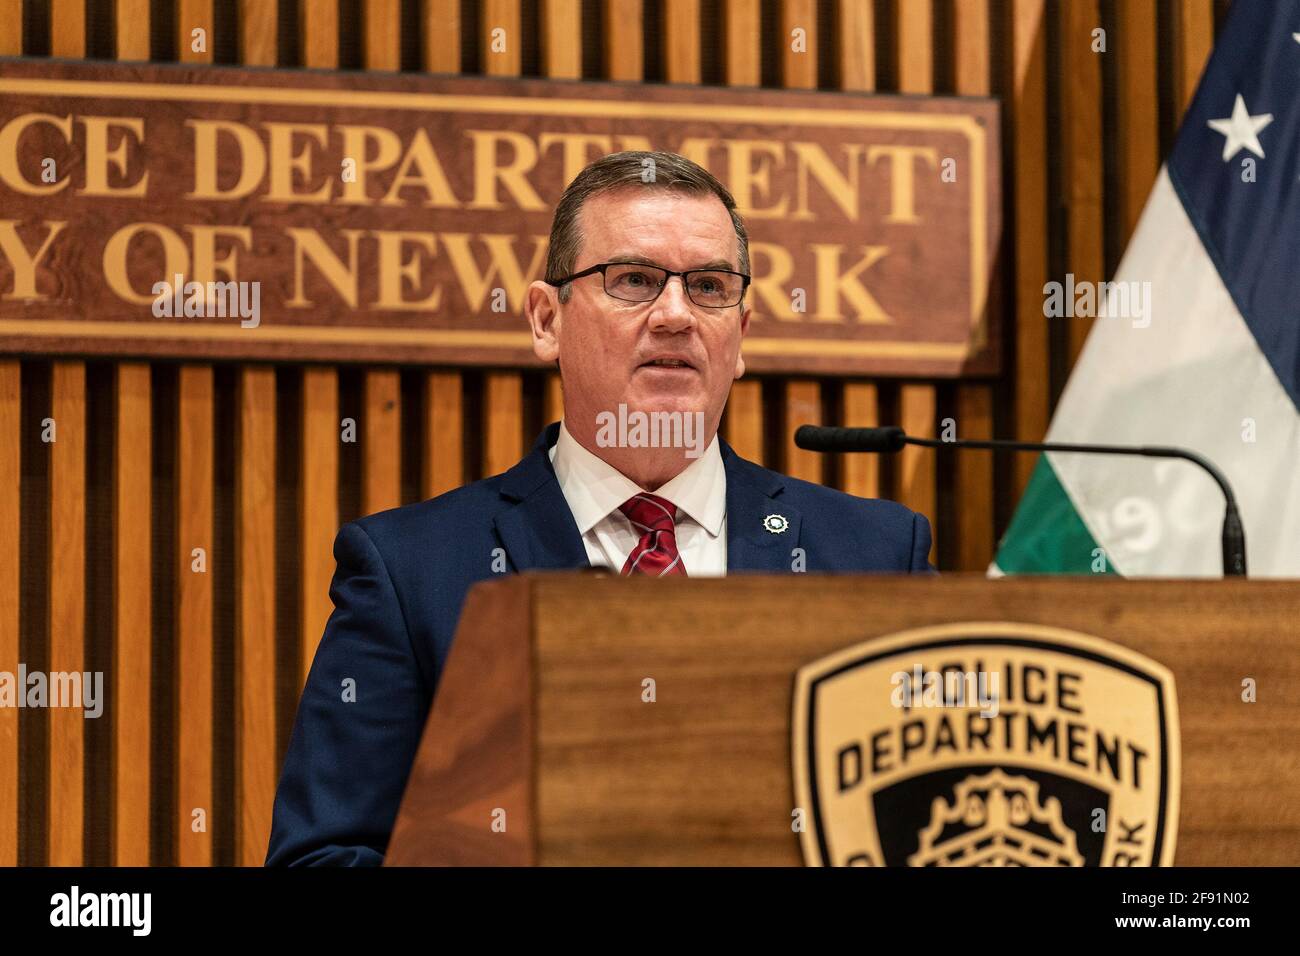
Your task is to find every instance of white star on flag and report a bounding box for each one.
[1207,94,1274,161]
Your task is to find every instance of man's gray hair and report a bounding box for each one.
[545,150,751,303]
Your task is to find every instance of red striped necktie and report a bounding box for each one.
[618,493,688,577]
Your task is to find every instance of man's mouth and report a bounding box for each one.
[640,358,695,369]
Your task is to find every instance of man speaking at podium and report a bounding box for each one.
[266,150,934,866]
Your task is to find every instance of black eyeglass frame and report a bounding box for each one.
[546,261,752,309]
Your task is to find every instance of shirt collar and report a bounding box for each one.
[549,421,726,537]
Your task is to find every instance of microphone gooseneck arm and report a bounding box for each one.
[793,425,1247,577]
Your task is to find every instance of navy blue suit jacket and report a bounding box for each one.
[266,422,933,865]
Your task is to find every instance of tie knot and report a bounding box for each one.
[619,493,678,533]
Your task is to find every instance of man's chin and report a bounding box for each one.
[619,391,707,417]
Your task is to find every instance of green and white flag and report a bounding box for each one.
[994,2,1300,578]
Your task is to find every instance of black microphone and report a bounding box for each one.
[794,425,1248,577]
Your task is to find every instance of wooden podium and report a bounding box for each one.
[384,573,1300,866]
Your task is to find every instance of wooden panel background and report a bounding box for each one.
[0,0,1222,864]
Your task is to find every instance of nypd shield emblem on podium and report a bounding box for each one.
[792,623,1180,866]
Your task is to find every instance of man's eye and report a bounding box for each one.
[690,275,727,296]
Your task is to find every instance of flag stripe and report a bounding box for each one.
[994,456,1112,575]
[1167,0,1300,411]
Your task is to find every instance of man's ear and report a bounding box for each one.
[733,301,751,380]
[526,280,561,363]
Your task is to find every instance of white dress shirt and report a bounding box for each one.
[549,421,728,576]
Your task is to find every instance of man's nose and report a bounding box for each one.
[646,276,698,333]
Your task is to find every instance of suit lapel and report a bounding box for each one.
[723,443,802,573]
[493,423,590,572]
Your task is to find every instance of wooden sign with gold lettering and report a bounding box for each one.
[0,58,1000,376]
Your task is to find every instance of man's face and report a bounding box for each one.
[528,188,750,440]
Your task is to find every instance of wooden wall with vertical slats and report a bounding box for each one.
[1,0,1225,864]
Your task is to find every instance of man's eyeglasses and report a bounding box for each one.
[546,261,751,309]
